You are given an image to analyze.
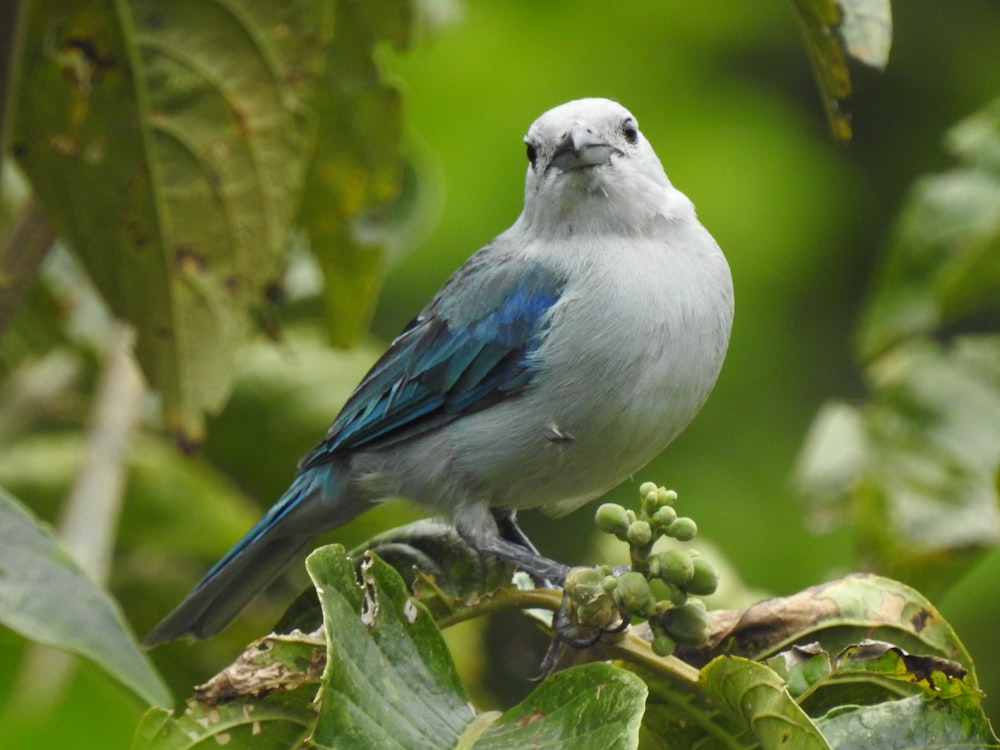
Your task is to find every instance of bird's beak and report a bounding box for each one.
[549,127,619,172]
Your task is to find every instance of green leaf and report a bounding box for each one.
[700,656,831,749]
[0,487,171,708]
[796,338,1000,593]
[300,0,410,346]
[817,694,999,749]
[130,635,323,749]
[141,542,646,749]
[637,664,748,749]
[692,574,975,675]
[767,638,983,722]
[834,640,975,697]
[308,545,647,750]
[308,545,477,749]
[475,664,647,750]
[12,0,332,442]
[791,0,892,143]
[858,98,1000,358]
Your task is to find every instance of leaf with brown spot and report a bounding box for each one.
[13,0,335,441]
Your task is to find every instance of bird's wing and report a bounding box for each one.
[300,252,564,468]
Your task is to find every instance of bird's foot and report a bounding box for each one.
[532,566,631,680]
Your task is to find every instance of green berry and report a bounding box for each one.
[686,556,719,596]
[651,632,676,657]
[627,520,652,547]
[638,481,658,500]
[595,503,630,538]
[665,583,688,606]
[657,549,695,585]
[657,487,677,506]
[668,517,698,542]
[614,571,654,614]
[660,602,710,646]
[651,505,678,530]
[564,568,616,628]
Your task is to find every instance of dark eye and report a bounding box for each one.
[525,141,538,168]
[622,118,638,144]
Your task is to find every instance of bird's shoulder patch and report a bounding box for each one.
[300,259,565,467]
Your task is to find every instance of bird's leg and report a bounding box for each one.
[477,530,570,587]
[491,507,542,555]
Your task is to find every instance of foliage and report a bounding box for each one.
[4,0,408,443]
[1,0,999,748]
[0,488,169,708]
[130,531,997,749]
[795,99,1000,596]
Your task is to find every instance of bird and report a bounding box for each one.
[143,97,734,646]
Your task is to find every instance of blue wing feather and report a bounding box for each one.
[300,258,564,469]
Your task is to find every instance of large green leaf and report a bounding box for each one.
[311,546,649,750]
[11,0,332,442]
[0,487,171,708]
[309,546,476,749]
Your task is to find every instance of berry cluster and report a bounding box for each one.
[590,482,718,656]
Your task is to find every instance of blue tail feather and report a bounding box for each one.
[143,463,352,646]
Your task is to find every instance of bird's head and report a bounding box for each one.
[519,98,680,235]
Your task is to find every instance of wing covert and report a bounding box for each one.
[300,258,564,469]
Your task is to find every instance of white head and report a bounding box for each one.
[519,98,688,236]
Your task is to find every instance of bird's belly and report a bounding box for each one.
[446,341,714,515]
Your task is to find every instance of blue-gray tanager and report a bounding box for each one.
[144,98,733,646]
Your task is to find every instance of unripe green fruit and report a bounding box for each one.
[651,632,676,657]
[595,503,630,538]
[616,571,650,601]
[651,505,678,530]
[613,571,655,615]
[564,568,617,627]
[657,487,677,506]
[657,549,695,585]
[666,583,688,607]
[660,602,710,646]
[686,556,719,596]
[627,520,652,547]
[668,516,698,542]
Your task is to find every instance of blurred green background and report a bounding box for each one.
[2,1,1000,747]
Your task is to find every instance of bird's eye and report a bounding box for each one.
[525,141,538,168]
[622,118,639,145]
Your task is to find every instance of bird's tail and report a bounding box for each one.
[143,462,357,647]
